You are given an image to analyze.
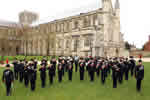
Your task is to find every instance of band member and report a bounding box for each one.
[89,61,95,82]
[39,64,47,88]
[129,56,136,76]
[58,63,63,83]
[50,57,57,76]
[28,62,36,91]
[47,64,55,84]
[18,60,24,83]
[74,55,79,72]
[124,58,130,80]
[24,64,29,87]
[101,62,106,84]
[135,60,144,92]
[79,58,85,81]
[62,59,66,76]
[12,58,19,80]
[118,60,125,84]
[112,63,120,88]
[96,61,101,77]
[68,62,73,81]
[2,64,14,96]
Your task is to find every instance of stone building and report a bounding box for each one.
[144,36,150,51]
[0,0,125,57]
[0,20,22,56]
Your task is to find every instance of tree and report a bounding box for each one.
[142,44,145,51]
[125,42,131,51]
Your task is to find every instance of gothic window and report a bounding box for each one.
[61,23,64,32]
[83,16,90,27]
[56,23,60,32]
[66,40,69,48]
[84,38,92,47]
[65,22,69,32]
[74,20,79,29]
[84,39,90,47]
[74,39,80,51]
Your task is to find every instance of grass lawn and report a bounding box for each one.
[0,62,149,100]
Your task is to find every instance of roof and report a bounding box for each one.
[0,19,22,28]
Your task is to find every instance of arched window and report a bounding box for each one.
[83,16,90,27]
[74,21,79,29]
[74,39,80,51]
[84,38,91,47]
[66,40,69,48]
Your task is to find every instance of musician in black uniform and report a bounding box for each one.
[96,61,101,77]
[2,64,14,96]
[112,62,120,88]
[79,58,85,81]
[118,60,125,84]
[50,57,57,76]
[18,60,24,83]
[41,58,48,67]
[47,64,55,84]
[28,62,36,91]
[68,62,73,81]
[124,58,130,80]
[101,62,106,84]
[135,60,144,92]
[129,56,136,76]
[24,64,29,87]
[62,59,66,76]
[74,55,79,72]
[12,58,19,80]
[89,61,95,82]
[33,59,38,80]
[58,63,63,83]
[39,64,47,88]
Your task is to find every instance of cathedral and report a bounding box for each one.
[0,0,125,57]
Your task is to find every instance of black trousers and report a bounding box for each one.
[62,69,64,76]
[19,72,24,83]
[41,78,46,88]
[49,75,54,84]
[90,71,95,82]
[96,70,100,77]
[80,71,84,80]
[24,75,29,87]
[75,62,78,72]
[125,70,129,80]
[119,72,123,84]
[136,79,142,91]
[58,72,62,82]
[101,72,105,84]
[131,67,134,76]
[14,70,18,80]
[68,71,73,81]
[113,77,117,88]
[5,82,12,96]
[30,79,36,91]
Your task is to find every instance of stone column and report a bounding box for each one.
[42,39,47,56]
[38,39,41,56]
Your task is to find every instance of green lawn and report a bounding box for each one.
[0,62,150,100]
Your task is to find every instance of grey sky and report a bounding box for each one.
[0,0,148,48]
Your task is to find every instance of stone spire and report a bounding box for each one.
[115,0,120,9]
